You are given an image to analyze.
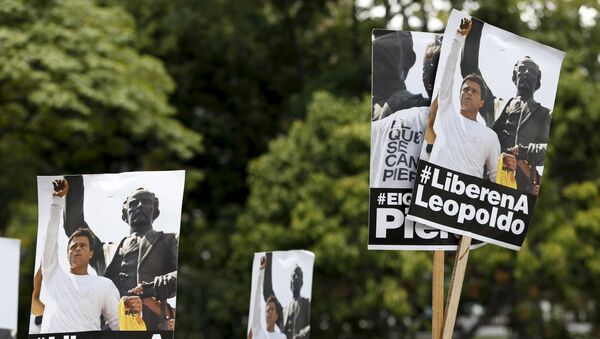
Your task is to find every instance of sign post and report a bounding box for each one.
[441,236,471,338]
[432,250,445,339]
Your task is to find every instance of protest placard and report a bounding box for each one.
[247,250,314,339]
[407,10,565,251]
[30,171,184,339]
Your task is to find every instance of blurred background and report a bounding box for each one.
[0,0,599,338]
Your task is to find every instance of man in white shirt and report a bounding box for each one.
[429,18,500,181]
[248,256,286,339]
[39,180,141,333]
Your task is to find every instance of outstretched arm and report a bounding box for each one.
[262,253,283,331]
[42,180,68,278]
[438,18,471,113]
[251,257,266,336]
[64,175,106,275]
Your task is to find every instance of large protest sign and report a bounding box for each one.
[0,238,20,339]
[369,29,484,250]
[30,171,184,339]
[247,250,314,339]
[407,10,565,250]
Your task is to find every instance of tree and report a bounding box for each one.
[105,0,377,220]
[0,0,202,334]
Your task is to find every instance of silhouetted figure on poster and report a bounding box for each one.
[372,31,432,120]
[421,34,444,159]
[371,32,443,187]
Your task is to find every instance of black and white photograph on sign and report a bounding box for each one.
[407,9,565,251]
[0,238,20,339]
[247,250,314,339]
[369,30,482,250]
[30,171,184,339]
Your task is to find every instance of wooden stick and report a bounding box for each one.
[442,236,472,339]
[432,250,445,339]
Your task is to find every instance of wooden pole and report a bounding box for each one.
[442,236,472,339]
[432,250,445,339]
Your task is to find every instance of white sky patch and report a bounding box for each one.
[579,5,598,28]
[369,5,386,18]
[428,17,445,31]
[408,16,423,29]
[462,0,481,13]
[432,0,452,11]
[355,0,373,8]
[388,14,404,30]
[518,2,541,29]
